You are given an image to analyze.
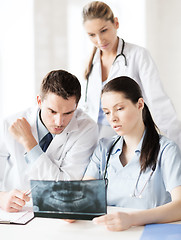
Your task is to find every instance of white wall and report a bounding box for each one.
[1,0,180,120]
[0,0,35,118]
[146,0,181,119]
[33,0,68,94]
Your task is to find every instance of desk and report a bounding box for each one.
[1,207,181,240]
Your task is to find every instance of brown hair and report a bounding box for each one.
[82,1,115,80]
[102,76,160,172]
[40,70,81,104]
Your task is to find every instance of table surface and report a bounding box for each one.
[1,206,181,240]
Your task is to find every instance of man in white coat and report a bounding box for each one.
[0,69,98,212]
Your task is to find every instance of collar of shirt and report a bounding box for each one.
[36,108,79,142]
[106,130,146,157]
[92,37,124,67]
[135,131,146,155]
[105,136,123,157]
[116,37,123,56]
[36,109,50,142]
[92,47,101,65]
[62,109,79,134]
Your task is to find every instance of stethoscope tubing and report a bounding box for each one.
[103,136,156,196]
[85,38,127,103]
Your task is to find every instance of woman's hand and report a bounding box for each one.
[93,212,133,231]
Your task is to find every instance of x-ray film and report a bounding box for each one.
[30,179,107,220]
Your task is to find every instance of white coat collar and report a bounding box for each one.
[92,48,101,65]
[92,37,124,65]
[117,37,124,57]
[62,109,79,134]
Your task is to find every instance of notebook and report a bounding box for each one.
[30,179,107,220]
[0,206,34,224]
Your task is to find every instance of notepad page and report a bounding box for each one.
[0,205,34,224]
[0,209,29,222]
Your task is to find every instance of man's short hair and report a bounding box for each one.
[40,70,81,104]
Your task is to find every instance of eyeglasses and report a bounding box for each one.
[130,169,154,199]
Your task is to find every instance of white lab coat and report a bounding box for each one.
[79,38,181,148]
[0,106,98,191]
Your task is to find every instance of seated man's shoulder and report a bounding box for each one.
[3,106,37,126]
[75,108,97,126]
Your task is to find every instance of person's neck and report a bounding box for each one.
[101,37,119,59]
[123,123,145,153]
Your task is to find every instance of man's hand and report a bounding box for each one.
[63,219,76,223]
[0,190,30,212]
[9,117,37,152]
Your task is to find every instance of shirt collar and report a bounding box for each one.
[116,37,123,56]
[135,130,146,153]
[92,37,123,65]
[37,109,49,142]
[64,109,79,133]
[36,108,79,142]
[106,136,124,156]
[107,130,146,156]
[92,48,100,65]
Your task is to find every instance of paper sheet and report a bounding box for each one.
[0,206,34,224]
[140,223,181,240]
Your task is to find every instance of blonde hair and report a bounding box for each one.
[82,1,115,80]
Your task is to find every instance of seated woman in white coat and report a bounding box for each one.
[84,76,181,231]
[80,1,181,148]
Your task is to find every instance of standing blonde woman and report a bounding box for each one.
[80,1,181,148]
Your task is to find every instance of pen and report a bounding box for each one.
[0,220,11,224]
[25,184,38,196]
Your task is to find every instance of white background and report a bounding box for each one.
[0,0,181,120]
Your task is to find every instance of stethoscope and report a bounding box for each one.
[103,136,156,198]
[84,38,127,106]
[130,165,156,199]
